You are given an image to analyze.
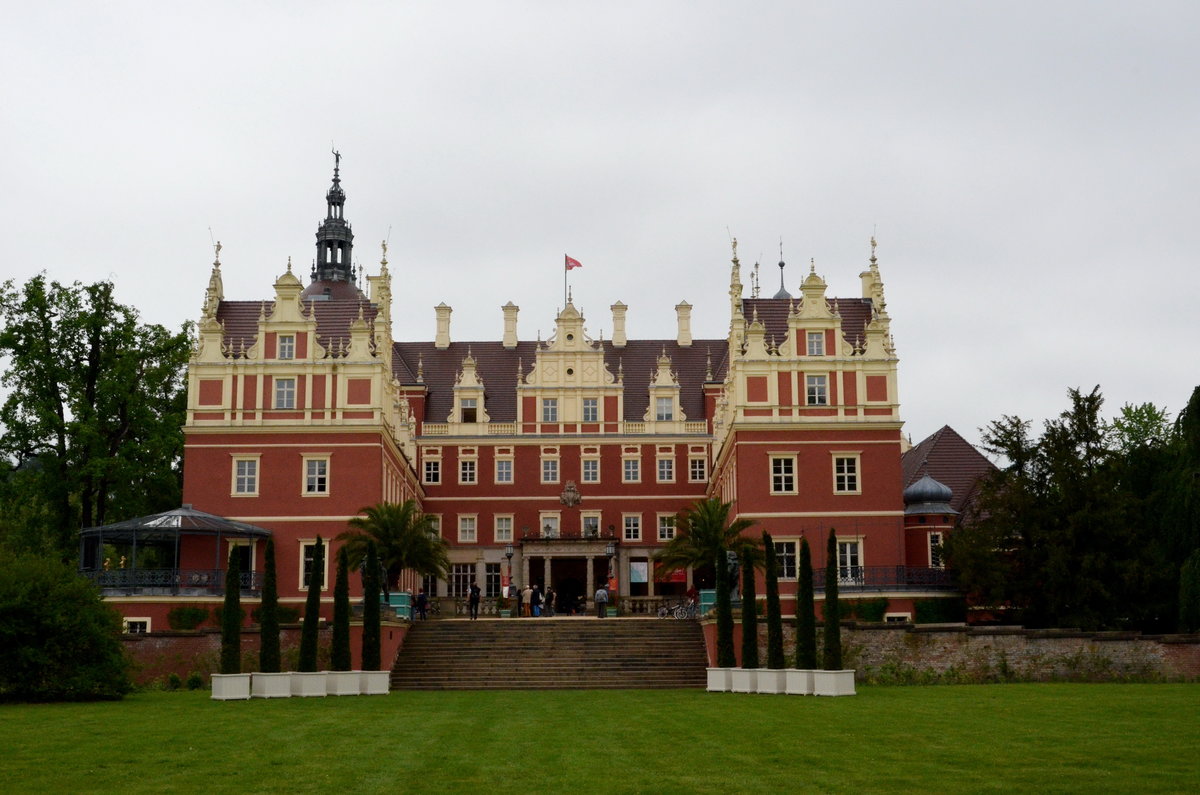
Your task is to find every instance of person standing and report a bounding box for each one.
[543,586,556,618]
[594,584,609,618]
[415,587,429,621]
[468,582,481,620]
[521,584,533,617]
[531,584,542,617]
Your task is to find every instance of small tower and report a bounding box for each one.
[309,150,355,288]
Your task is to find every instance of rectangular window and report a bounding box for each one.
[495,515,513,543]
[458,515,477,543]
[542,398,558,422]
[278,334,295,360]
[929,532,944,569]
[771,456,796,494]
[275,377,296,409]
[233,458,258,495]
[838,540,863,584]
[655,396,673,422]
[305,458,328,494]
[657,515,676,541]
[582,458,599,483]
[123,618,150,634]
[776,541,797,580]
[623,458,640,483]
[485,563,501,597]
[461,398,477,423]
[689,458,707,483]
[450,564,474,597]
[495,459,513,484]
[542,459,559,484]
[582,515,601,538]
[460,459,477,484]
[424,460,441,484]
[301,542,328,590]
[541,516,560,538]
[657,458,674,482]
[582,398,598,422]
[806,331,824,356]
[623,515,641,542]
[806,374,828,406]
[422,573,439,599]
[834,456,859,493]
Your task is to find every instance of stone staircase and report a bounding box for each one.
[390,618,708,690]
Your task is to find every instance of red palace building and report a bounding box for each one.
[84,161,975,630]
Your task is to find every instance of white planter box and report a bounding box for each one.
[785,669,814,696]
[251,672,292,699]
[756,669,786,694]
[706,667,732,692]
[812,669,857,696]
[211,673,251,701]
[291,671,328,697]
[361,670,390,695]
[327,671,361,696]
[730,668,758,693]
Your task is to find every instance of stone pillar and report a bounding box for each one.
[434,303,452,349]
[610,302,627,348]
[522,556,531,591]
[544,556,553,590]
[675,301,692,347]
[502,302,519,349]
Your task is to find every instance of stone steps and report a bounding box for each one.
[390,618,708,690]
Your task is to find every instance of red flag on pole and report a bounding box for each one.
[565,254,583,270]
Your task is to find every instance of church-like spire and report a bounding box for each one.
[772,237,791,299]
[311,149,355,285]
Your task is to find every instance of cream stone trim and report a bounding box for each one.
[230,453,261,497]
[457,514,478,544]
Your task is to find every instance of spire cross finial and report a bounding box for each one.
[870,234,878,266]
[214,240,222,265]
[332,146,341,178]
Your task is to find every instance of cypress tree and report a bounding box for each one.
[220,549,242,675]
[331,546,351,671]
[740,555,759,669]
[259,539,280,673]
[715,550,736,667]
[823,528,842,670]
[361,541,382,671]
[298,536,324,672]
[1181,549,1200,632]
[796,537,817,669]
[763,532,785,669]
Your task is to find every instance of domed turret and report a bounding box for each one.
[903,473,957,515]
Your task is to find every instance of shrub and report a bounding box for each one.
[844,597,889,623]
[253,605,301,624]
[763,532,785,670]
[740,557,759,669]
[220,550,242,675]
[822,529,842,670]
[167,606,208,631]
[361,541,381,671]
[0,555,132,701]
[914,597,967,624]
[298,537,324,672]
[166,673,182,691]
[186,672,204,690]
[1180,550,1200,633]
[795,537,817,669]
[331,547,351,672]
[258,538,281,673]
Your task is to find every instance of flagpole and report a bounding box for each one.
[563,254,567,308]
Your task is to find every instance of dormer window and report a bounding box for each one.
[655,397,674,422]
[461,398,477,423]
[278,334,295,360]
[806,331,824,356]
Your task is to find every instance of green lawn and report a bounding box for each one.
[3,685,1197,793]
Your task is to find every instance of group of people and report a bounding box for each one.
[415,582,618,620]
[514,583,556,617]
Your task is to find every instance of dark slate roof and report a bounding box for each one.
[901,426,997,515]
[392,339,728,423]
[215,296,379,351]
[80,505,272,542]
[742,296,875,348]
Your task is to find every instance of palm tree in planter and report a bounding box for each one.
[654,498,757,691]
[814,528,855,696]
[337,500,450,603]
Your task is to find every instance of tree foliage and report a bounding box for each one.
[361,541,382,671]
[259,539,280,673]
[739,554,759,669]
[0,275,191,558]
[331,547,351,672]
[336,500,449,590]
[946,385,1198,632]
[298,537,324,672]
[795,537,817,669]
[220,550,242,675]
[1180,550,1200,633]
[0,555,131,700]
[653,498,757,667]
[822,529,842,670]
[762,532,785,670]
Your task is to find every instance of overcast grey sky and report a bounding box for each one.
[3,2,1197,449]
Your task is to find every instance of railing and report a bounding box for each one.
[813,566,955,592]
[684,421,708,434]
[416,420,708,437]
[622,422,646,434]
[80,568,263,594]
[519,527,618,542]
[422,423,449,435]
[488,423,517,435]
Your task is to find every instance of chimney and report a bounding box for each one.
[434,303,452,349]
[501,302,519,349]
[610,301,627,348]
[675,301,692,347]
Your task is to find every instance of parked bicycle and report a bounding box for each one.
[656,600,699,619]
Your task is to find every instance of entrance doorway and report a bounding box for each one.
[549,557,588,615]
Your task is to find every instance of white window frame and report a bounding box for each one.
[458,515,478,544]
[775,540,797,580]
[806,374,828,406]
[623,514,641,542]
[450,563,474,597]
[459,458,477,485]
[495,515,514,543]
[657,457,674,483]
[278,334,296,360]
[542,458,559,484]
[302,456,329,496]
[655,396,674,422]
[929,531,944,569]
[299,540,329,591]
[274,377,296,409]
[833,454,861,494]
[231,455,260,496]
[424,460,441,485]
[539,513,561,539]
[495,458,513,484]
[623,458,640,483]
[123,617,151,634]
[770,456,796,494]
[657,514,676,541]
[837,538,863,585]
[582,397,599,422]
[581,458,600,483]
[689,457,707,483]
[460,397,478,423]
[581,512,601,539]
[806,330,824,356]
[542,398,558,422]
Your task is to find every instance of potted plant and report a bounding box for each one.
[786,536,817,696]
[812,529,856,697]
[606,592,619,617]
[212,551,251,700]
[497,588,513,618]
